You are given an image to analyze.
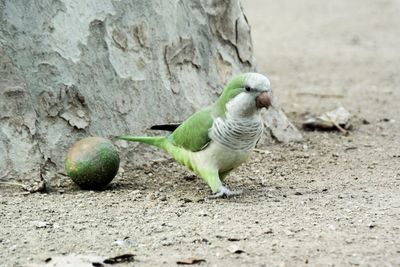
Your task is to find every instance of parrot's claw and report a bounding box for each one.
[210,185,242,199]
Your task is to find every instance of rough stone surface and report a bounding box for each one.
[0,0,300,182]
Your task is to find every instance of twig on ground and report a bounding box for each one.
[326,113,349,135]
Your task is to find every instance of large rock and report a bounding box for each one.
[0,0,301,181]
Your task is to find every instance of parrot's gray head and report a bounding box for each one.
[222,72,273,118]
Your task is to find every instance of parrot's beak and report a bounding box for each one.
[256,91,271,109]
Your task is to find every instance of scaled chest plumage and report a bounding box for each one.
[209,90,265,152]
[210,115,264,151]
[194,112,264,173]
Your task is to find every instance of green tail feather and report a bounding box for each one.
[115,135,167,149]
[116,134,195,173]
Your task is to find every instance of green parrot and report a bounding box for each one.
[116,73,272,197]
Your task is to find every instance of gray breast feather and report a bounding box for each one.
[209,117,264,150]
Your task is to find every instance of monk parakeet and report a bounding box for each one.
[117,73,272,197]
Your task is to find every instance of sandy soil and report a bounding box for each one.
[1,0,399,266]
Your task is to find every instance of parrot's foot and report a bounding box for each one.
[210,185,242,199]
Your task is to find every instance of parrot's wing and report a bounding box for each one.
[170,107,214,152]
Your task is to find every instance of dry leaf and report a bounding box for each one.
[303,106,351,134]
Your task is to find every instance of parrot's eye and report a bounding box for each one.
[245,86,251,92]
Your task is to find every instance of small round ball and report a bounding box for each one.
[65,137,120,189]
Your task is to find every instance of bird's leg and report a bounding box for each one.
[197,169,222,193]
[210,185,243,198]
[207,170,241,198]
[197,169,242,198]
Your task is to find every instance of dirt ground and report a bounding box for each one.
[1,0,399,266]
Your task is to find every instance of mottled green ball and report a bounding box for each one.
[65,137,120,189]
